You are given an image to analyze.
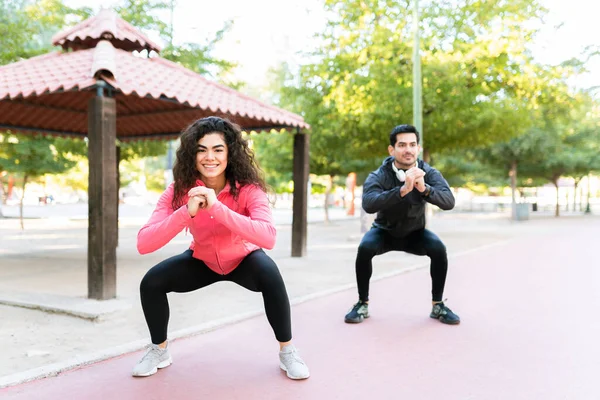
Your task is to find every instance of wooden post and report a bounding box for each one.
[291,130,309,257]
[116,144,120,247]
[87,94,117,300]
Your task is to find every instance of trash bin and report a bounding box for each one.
[532,203,538,212]
[515,203,530,221]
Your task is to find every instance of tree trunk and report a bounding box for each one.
[509,160,517,220]
[573,178,581,212]
[585,173,592,214]
[19,174,28,230]
[553,179,560,217]
[323,174,334,224]
[423,148,431,164]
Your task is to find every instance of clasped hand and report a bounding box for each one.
[186,186,217,217]
[401,167,426,195]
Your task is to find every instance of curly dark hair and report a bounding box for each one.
[171,116,268,210]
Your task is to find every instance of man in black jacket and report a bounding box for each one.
[344,124,460,325]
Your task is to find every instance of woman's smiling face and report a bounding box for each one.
[196,132,228,180]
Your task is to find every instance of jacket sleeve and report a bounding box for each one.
[137,184,193,254]
[361,172,405,213]
[207,186,276,250]
[424,169,455,210]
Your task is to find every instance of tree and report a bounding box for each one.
[0,0,92,64]
[479,128,552,219]
[0,133,78,228]
[250,129,294,193]
[254,62,376,221]
[517,132,597,218]
[161,22,240,86]
[561,92,600,210]
[115,0,169,40]
[433,152,507,189]
[254,0,559,223]
[306,0,548,158]
[520,86,600,216]
[115,0,238,84]
[259,0,555,187]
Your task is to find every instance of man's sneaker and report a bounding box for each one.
[344,301,369,323]
[430,302,460,325]
[279,344,310,380]
[132,343,172,377]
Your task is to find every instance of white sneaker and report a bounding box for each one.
[279,344,310,380]
[132,344,172,377]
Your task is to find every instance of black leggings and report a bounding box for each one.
[355,228,448,302]
[140,249,292,344]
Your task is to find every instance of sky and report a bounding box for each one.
[65,0,600,92]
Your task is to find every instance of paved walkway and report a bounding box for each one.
[1,214,598,399]
[0,209,511,380]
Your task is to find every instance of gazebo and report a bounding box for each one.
[0,9,311,300]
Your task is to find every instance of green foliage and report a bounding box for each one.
[118,140,167,161]
[470,83,600,215]
[256,0,565,188]
[0,0,91,64]
[0,0,36,64]
[481,128,552,178]
[0,133,77,177]
[141,154,168,192]
[250,130,294,192]
[51,158,88,192]
[3,0,599,198]
[517,89,600,185]
[433,152,506,188]
[161,20,240,85]
[115,0,169,40]
[314,0,548,154]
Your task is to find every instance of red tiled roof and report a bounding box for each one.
[0,50,96,98]
[0,41,309,138]
[51,8,162,53]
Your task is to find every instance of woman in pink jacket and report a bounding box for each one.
[132,116,309,380]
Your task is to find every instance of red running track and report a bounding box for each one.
[2,219,599,399]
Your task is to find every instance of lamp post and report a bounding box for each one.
[412,0,423,153]
[413,0,433,225]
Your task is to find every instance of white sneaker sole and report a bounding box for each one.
[132,357,173,377]
[344,313,369,323]
[279,363,310,380]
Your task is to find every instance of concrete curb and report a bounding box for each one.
[0,239,511,389]
[0,293,132,321]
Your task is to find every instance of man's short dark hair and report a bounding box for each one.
[390,124,420,146]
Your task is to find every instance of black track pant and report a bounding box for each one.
[355,227,448,302]
[140,249,292,344]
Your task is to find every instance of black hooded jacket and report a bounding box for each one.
[362,156,455,238]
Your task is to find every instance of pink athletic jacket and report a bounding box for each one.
[137,181,276,275]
